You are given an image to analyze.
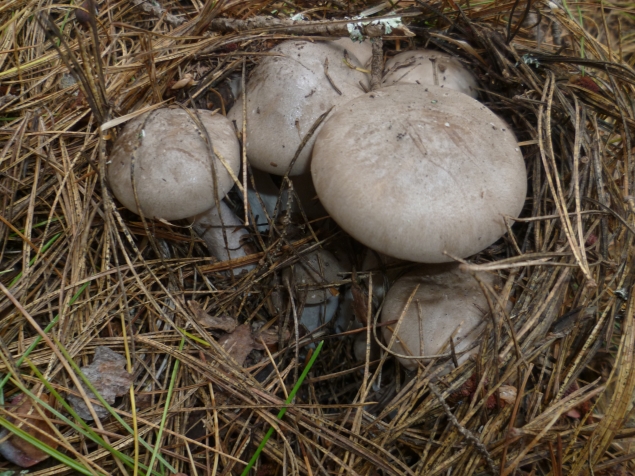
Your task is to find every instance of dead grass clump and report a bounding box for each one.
[1,0,635,475]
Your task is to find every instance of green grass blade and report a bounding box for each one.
[0,281,90,397]
[145,337,185,476]
[9,217,62,237]
[240,341,324,476]
[20,360,164,476]
[9,233,62,287]
[56,341,177,473]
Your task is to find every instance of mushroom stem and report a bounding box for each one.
[247,169,290,231]
[191,201,255,275]
[369,38,384,91]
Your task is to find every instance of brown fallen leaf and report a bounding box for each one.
[447,375,516,410]
[256,463,278,476]
[68,346,133,420]
[0,393,58,467]
[219,324,255,366]
[188,300,237,332]
[253,327,291,350]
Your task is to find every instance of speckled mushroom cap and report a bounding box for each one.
[227,39,371,176]
[282,249,344,304]
[108,108,240,221]
[311,84,527,263]
[380,264,494,370]
[333,37,372,67]
[382,49,479,98]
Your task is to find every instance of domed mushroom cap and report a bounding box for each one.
[108,108,240,221]
[380,264,494,370]
[282,249,345,304]
[382,50,478,98]
[333,38,372,67]
[227,39,370,176]
[311,84,527,263]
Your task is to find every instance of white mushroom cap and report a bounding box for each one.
[283,248,344,304]
[380,264,495,370]
[108,108,240,221]
[311,84,527,263]
[332,38,372,67]
[227,39,370,176]
[382,49,478,98]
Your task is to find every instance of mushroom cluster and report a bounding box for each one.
[107,38,527,366]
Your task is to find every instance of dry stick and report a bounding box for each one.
[241,58,248,225]
[283,275,301,387]
[505,381,605,476]
[343,275,374,472]
[427,382,499,476]
[498,363,534,474]
[260,337,290,401]
[209,16,415,38]
[369,38,383,91]
[323,57,341,95]
[473,274,525,366]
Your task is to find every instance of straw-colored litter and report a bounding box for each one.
[1,0,635,474]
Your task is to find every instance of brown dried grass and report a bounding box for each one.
[1,0,635,474]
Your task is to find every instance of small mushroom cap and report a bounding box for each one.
[227,39,370,176]
[300,295,339,332]
[380,264,495,370]
[311,84,527,263]
[382,50,478,98]
[282,249,344,304]
[108,108,240,221]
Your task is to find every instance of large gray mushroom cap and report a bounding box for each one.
[380,264,494,370]
[108,108,240,221]
[227,39,370,176]
[311,84,527,263]
[382,49,478,98]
